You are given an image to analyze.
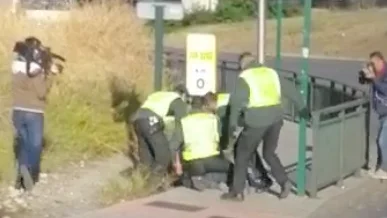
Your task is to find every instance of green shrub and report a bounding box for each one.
[215,0,256,22]
[162,0,302,32]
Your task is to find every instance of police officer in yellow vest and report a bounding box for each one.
[216,92,274,193]
[170,96,231,191]
[131,85,188,174]
[221,52,310,201]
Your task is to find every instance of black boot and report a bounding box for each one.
[253,176,273,193]
[246,168,273,193]
[14,173,23,190]
[20,165,34,192]
[279,180,292,199]
[220,191,244,202]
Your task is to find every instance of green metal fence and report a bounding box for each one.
[164,48,370,198]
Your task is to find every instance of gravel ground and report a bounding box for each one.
[0,154,130,218]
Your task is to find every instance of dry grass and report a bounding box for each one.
[0,1,153,180]
[165,9,387,58]
[98,166,172,206]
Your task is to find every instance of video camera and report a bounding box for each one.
[37,46,66,75]
[13,37,66,76]
[358,62,375,85]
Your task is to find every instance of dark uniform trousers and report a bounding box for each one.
[182,155,231,188]
[134,117,171,172]
[232,120,287,194]
[184,155,230,177]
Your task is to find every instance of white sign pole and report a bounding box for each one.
[186,33,217,96]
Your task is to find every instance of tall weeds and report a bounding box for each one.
[0,1,153,178]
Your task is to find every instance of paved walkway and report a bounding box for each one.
[70,177,370,218]
[68,121,377,218]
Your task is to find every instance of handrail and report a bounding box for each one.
[312,98,369,116]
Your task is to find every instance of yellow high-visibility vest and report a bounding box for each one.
[141,91,180,118]
[181,113,220,161]
[239,67,281,107]
[217,93,230,109]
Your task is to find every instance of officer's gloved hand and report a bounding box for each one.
[299,107,311,120]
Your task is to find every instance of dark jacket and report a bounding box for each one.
[229,62,306,129]
[372,64,387,118]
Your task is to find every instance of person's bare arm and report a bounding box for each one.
[173,152,183,175]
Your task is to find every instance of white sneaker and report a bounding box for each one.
[371,169,387,180]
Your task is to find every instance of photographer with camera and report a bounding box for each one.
[11,36,64,191]
[359,51,387,179]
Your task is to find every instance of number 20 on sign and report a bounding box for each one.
[186,33,217,96]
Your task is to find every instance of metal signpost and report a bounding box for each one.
[185,33,217,96]
[275,0,283,69]
[296,0,312,196]
[136,0,184,91]
[256,0,266,64]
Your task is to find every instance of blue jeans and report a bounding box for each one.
[12,110,44,180]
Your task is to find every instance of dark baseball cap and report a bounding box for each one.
[173,83,188,95]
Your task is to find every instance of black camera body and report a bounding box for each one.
[358,70,372,84]
[13,37,66,76]
[358,62,376,85]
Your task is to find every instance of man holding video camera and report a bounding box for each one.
[359,51,387,179]
[12,36,64,191]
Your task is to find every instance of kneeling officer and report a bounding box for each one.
[171,96,230,191]
[132,85,188,174]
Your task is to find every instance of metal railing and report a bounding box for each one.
[164,47,371,198]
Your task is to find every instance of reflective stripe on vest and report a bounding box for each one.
[239,67,281,108]
[217,93,230,108]
[141,91,180,117]
[181,113,220,161]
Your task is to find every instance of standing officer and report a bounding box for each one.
[216,92,273,193]
[221,52,309,201]
[131,85,188,174]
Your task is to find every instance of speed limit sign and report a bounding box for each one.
[186,33,217,96]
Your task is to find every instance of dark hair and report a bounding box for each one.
[238,52,253,65]
[25,36,41,47]
[203,91,217,105]
[13,41,28,58]
[23,36,42,77]
[173,84,187,95]
[370,51,384,60]
[238,52,256,70]
[191,96,204,109]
